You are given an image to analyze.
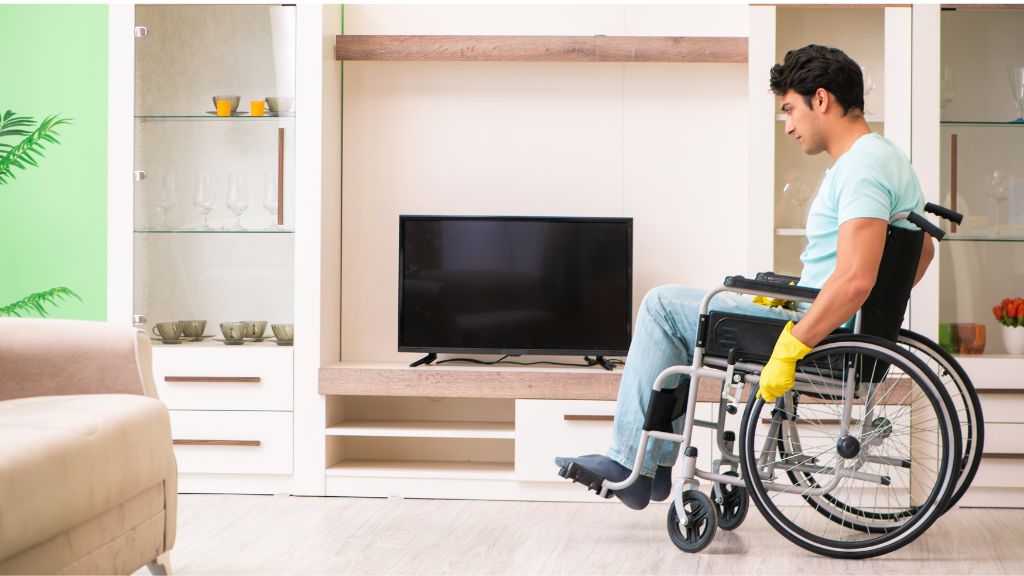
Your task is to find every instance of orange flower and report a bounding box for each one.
[995,305,1005,321]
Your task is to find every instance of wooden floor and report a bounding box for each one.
[160,494,1024,574]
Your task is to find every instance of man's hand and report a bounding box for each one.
[756,321,812,403]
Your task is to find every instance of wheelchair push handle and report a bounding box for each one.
[924,202,964,225]
[906,211,946,241]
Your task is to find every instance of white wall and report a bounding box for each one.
[340,5,750,362]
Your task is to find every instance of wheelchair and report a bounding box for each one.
[559,203,982,559]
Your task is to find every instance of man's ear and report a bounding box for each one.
[815,88,829,112]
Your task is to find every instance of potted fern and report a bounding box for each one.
[0,109,79,317]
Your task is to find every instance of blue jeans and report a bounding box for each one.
[607,285,803,477]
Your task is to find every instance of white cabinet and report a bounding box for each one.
[107,3,344,495]
[748,5,912,276]
[910,5,1024,508]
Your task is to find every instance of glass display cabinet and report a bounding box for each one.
[131,4,299,495]
[939,7,1024,357]
[133,4,296,337]
[770,6,891,276]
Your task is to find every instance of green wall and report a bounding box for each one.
[0,4,108,320]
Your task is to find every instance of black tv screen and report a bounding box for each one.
[399,216,633,356]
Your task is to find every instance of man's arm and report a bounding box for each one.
[913,233,935,287]
[790,217,888,347]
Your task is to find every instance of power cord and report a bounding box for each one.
[435,355,625,369]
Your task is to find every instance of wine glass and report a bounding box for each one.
[861,67,877,117]
[193,172,216,230]
[782,178,813,228]
[989,170,1010,233]
[155,173,176,229]
[263,172,279,229]
[941,65,955,111]
[1007,66,1024,123]
[226,172,249,230]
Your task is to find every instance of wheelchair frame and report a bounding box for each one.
[559,204,980,559]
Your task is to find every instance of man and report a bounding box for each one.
[557,44,934,510]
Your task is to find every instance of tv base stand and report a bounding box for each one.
[589,356,615,371]
[409,353,437,367]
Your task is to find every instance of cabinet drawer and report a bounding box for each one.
[153,346,293,411]
[514,399,713,482]
[976,389,1024,424]
[980,423,1024,456]
[170,410,292,475]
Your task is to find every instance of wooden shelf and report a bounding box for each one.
[335,35,747,63]
[326,460,515,481]
[320,362,621,399]
[319,362,727,401]
[325,420,515,439]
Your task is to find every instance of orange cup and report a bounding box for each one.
[250,100,265,117]
[215,100,232,117]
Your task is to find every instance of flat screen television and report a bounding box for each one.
[399,216,633,360]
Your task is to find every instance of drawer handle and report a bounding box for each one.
[173,439,262,447]
[975,388,1024,395]
[982,453,1024,460]
[564,415,613,422]
[165,376,261,383]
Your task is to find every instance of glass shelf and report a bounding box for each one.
[945,233,1024,243]
[135,227,295,234]
[135,114,294,121]
[775,228,806,237]
[940,120,1024,127]
[776,114,883,123]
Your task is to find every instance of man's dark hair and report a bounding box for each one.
[770,44,864,116]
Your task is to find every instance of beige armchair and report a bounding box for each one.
[0,318,177,575]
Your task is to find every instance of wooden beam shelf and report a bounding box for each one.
[319,362,728,401]
[335,35,747,63]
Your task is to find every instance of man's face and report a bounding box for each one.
[780,90,826,155]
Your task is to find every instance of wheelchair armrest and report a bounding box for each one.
[723,275,821,301]
[754,271,802,286]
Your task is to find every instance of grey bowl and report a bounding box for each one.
[265,96,293,113]
[212,95,240,113]
[271,323,293,343]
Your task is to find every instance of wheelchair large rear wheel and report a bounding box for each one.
[897,329,984,512]
[739,337,961,559]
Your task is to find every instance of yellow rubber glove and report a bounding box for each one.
[755,321,813,403]
[752,295,791,308]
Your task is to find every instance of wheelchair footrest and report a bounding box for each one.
[557,461,613,498]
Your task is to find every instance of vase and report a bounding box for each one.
[1002,325,1024,355]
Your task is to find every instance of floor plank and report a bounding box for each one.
[156,494,1024,574]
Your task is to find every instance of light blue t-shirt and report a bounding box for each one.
[798,133,925,292]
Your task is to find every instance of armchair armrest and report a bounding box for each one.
[0,318,158,402]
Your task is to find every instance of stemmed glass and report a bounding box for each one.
[193,172,216,230]
[782,179,813,228]
[861,67,877,117]
[155,173,177,229]
[941,65,955,111]
[226,172,249,230]
[1007,66,1024,123]
[989,170,1010,233]
[262,172,279,229]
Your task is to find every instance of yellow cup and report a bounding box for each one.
[250,100,265,117]
[215,100,232,117]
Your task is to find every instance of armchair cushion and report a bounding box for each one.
[0,394,176,566]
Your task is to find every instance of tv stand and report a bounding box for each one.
[589,356,615,372]
[409,353,437,367]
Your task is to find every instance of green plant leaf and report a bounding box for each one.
[0,112,72,186]
[0,287,81,317]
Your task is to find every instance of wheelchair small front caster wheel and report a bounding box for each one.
[667,489,718,553]
[713,470,749,531]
